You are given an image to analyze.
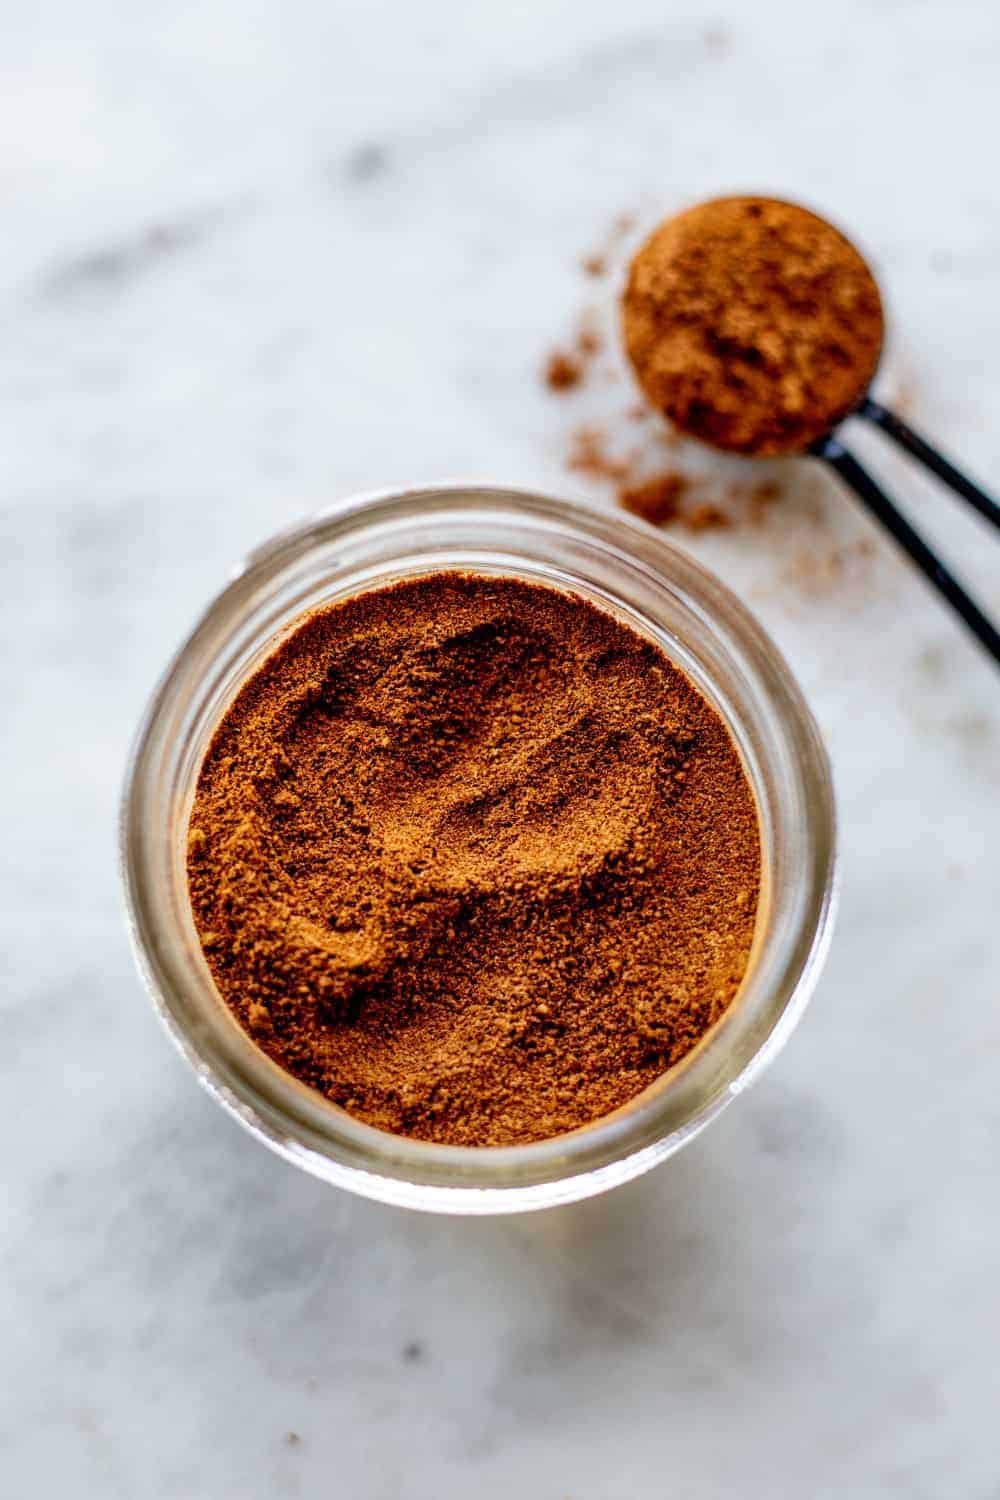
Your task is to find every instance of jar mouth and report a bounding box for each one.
[121,483,837,1213]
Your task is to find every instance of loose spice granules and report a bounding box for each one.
[544,350,584,391]
[618,472,689,526]
[567,424,633,485]
[581,210,637,280]
[565,421,773,532]
[623,196,884,456]
[543,315,604,393]
[187,574,760,1147]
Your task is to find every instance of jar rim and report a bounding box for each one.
[121,483,837,1212]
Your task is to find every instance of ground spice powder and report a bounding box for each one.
[188,574,760,1146]
[623,195,884,456]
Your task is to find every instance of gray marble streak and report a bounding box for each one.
[2,1,999,1495]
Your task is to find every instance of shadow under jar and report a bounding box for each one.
[121,485,836,1214]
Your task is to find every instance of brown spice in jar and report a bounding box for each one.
[187,573,760,1146]
[623,196,884,456]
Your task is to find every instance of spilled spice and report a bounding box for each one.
[618,473,689,526]
[541,206,790,530]
[544,350,583,391]
[623,196,884,455]
[782,536,878,595]
[541,199,889,602]
[188,574,760,1147]
[567,425,632,484]
[581,211,636,279]
[621,483,739,534]
[565,418,780,532]
[543,313,604,393]
[683,502,732,533]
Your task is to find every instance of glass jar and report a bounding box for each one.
[121,485,836,1213]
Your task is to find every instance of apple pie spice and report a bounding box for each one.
[543,197,888,540]
[623,195,885,456]
[187,574,760,1147]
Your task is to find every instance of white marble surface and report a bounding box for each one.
[3,2,999,1495]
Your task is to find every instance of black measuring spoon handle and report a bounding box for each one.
[814,433,1000,669]
[860,397,1000,532]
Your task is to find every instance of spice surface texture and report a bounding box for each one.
[623,196,884,456]
[188,574,760,1145]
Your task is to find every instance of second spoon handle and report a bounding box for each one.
[860,397,1000,532]
[815,434,1000,669]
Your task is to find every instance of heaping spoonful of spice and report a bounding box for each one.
[623,196,1000,666]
